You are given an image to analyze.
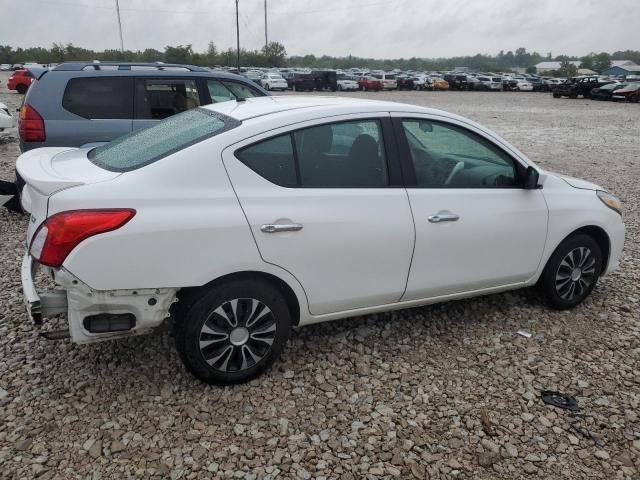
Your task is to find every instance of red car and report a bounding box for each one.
[8,69,34,94]
[612,82,640,103]
[357,76,382,92]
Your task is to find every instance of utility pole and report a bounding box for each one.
[235,0,240,72]
[264,0,268,49]
[115,0,124,53]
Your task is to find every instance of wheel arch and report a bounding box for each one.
[555,225,611,275]
[176,271,302,326]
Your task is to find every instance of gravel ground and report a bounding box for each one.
[0,72,638,479]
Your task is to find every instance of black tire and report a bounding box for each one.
[539,234,602,310]
[174,279,291,385]
[553,92,560,98]
[16,84,27,94]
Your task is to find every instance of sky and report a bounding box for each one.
[1,0,639,59]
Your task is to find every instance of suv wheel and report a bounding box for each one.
[174,279,291,384]
[539,234,602,310]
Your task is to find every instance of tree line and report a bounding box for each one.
[1,43,638,73]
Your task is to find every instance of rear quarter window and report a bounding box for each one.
[88,108,239,172]
[62,77,133,119]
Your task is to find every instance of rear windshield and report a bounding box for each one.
[88,108,239,172]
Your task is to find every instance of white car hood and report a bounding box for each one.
[555,173,602,191]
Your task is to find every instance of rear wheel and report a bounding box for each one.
[174,279,291,384]
[539,234,602,310]
[16,84,27,94]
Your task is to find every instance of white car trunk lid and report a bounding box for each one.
[17,147,121,242]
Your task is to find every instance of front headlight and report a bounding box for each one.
[597,190,622,216]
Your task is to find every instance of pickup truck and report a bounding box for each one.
[552,76,612,99]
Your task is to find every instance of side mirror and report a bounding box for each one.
[524,166,540,190]
[419,122,433,133]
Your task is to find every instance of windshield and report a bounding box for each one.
[371,74,382,79]
[88,108,239,172]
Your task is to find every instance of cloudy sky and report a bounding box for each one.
[1,0,639,58]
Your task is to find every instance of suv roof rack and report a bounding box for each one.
[52,62,209,72]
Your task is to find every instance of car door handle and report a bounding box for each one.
[260,223,303,233]
[428,213,459,223]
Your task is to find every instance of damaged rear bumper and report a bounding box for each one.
[21,252,177,343]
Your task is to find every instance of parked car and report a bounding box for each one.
[474,76,503,91]
[286,72,315,92]
[17,96,624,384]
[502,78,519,91]
[370,72,397,90]
[412,76,432,91]
[443,74,468,91]
[7,69,34,94]
[396,76,416,90]
[260,73,288,91]
[611,83,640,103]
[243,71,262,85]
[432,78,449,90]
[529,77,544,92]
[541,78,561,92]
[591,82,625,101]
[552,76,611,99]
[311,70,338,91]
[357,76,382,91]
[0,64,12,71]
[336,74,359,91]
[515,80,534,92]
[0,102,14,131]
[17,62,268,153]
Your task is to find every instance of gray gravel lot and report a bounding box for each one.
[0,71,639,479]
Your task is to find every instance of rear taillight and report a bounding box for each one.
[19,104,46,142]
[30,209,136,268]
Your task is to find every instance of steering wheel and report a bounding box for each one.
[444,161,465,185]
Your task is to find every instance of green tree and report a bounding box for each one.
[592,52,611,73]
[204,41,218,66]
[526,66,537,75]
[262,42,287,67]
[164,44,193,64]
[580,54,594,70]
[558,60,578,77]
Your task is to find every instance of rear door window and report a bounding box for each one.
[89,108,239,172]
[63,77,133,119]
[235,119,388,188]
[135,78,201,120]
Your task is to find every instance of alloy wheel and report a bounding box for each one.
[198,298,277,372]
[555,247,597,301]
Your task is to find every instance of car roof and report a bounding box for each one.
[27,62,250,82]
[201,95,444,121]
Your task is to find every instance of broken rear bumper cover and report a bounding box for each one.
[21,252,177,343]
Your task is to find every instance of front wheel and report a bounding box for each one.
[16,84,27,94]
[174,279,291,384]
[539,234,602,310]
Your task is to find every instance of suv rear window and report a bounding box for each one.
[88,108,239,172]
[63,77,133,119]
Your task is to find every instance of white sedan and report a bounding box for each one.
[259,73,288,91]
[18,96,625,384]
[0,102,14,131]
[337,78,359,91]
[516,80,534,91]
